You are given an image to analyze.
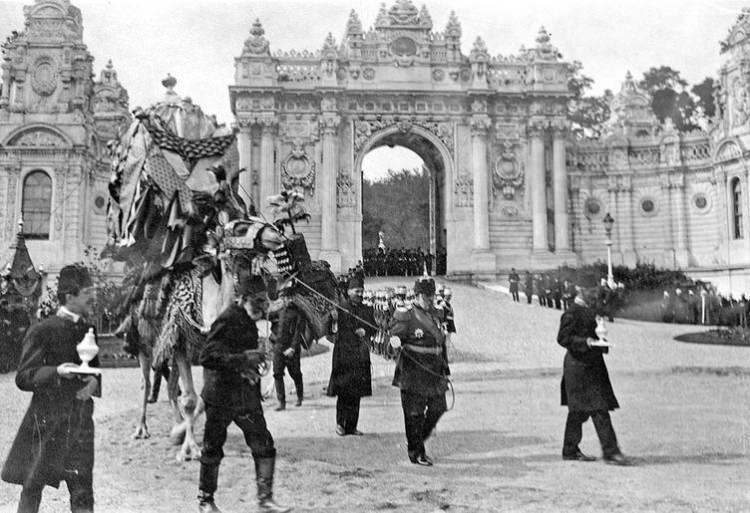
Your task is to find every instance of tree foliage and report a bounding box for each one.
[567,61,612,139]
[362,168,430,250]
[638,66,714,132]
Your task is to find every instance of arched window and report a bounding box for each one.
[732,177,743,240]
[22,170,52,239]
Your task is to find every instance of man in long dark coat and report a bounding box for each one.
[327,274,374,436]
[197,274,290,513]
[2,265,100,513]
[271,298,305,411]
[556,284,630,465]
[389,277,449,466]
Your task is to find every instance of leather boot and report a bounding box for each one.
[274,378,286,411]
[294,381,303,407]
[198,465,221,512]
[254,456,291,513]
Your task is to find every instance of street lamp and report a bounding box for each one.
[602,212,615,288]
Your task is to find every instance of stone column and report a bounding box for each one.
[620,175,637,266]
[742,170,750,257]
[714,168,729,260]
[660,174,675,268]
[607,182,619,252]
[672,173,690,267]
[319,114,341,271]
[552,131,570,253]
[529,124,547,252]
[258,119,277,220]
[236,123,253,213]
[470,117,490,250]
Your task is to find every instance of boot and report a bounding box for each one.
[17,488,42,513]
[274,378,286,411]
[198,465,221,512]
[294,381,303,407]
[255,456,291,513]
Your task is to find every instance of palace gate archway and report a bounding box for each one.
[229,1,575,277]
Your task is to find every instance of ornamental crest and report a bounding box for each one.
[281,139,316,194]
[493,142,524,199]
[31,56,58,97]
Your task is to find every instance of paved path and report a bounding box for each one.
[0,279,748,512]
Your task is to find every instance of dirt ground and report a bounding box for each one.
[1,279,749,513]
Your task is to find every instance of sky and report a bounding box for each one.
[0,0,747,178]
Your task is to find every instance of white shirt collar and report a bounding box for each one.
[57,305,81,323]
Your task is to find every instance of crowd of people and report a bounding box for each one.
[660,286,750,327]
[362,247,447,277]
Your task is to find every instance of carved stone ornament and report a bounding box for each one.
[281,139,316,194]
[11,129,66,147]
[362,68,375,80]
[353,119,454,155]
[336,172,356,208]
[454,174,473,208]
[31,56,58,97]
[493,142,524,199]
[432,68,445,81]
[243,19,270,55]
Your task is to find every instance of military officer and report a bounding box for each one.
[389,277,450,466]
[556,283,630,466]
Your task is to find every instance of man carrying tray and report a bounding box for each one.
[556,281,630,466]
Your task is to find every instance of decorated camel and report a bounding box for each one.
[106,76,341,460]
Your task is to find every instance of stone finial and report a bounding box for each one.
[243,18,271,56]
[346,9,363,36]
[323,32,336,51]
[533,26,561,60]
[375,3,389,28]
[536,26,551,45]
[471,36,488,55]
[419,4,433,29]
[99,59,118,85]
[445,10,461,38]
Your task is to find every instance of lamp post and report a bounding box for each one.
[603,212,615,288]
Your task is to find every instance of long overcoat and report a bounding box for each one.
[327,300,374,398]
[556,302,619,412]
[2,315,99,490]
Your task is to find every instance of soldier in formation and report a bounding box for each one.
[508,268,520,303]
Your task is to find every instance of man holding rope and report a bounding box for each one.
[389,277,450,466]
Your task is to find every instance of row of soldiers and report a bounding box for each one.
[362,247,448,277]
[661,286,750,326]
[509,269,624,321]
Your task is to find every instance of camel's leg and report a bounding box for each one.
[174,351,202,461]
[132,352,152,439]
[168,361,187,444]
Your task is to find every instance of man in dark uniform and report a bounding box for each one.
[524,270,534,305]
[556,284,630,465]
[508,268,520,302]
[327,274,375,435]
[197,274,290,513]
[389,277,449,466]
[535,274,546,307]
[271,295,305,411]
[2,265,100,513]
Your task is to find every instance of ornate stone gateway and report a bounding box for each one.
[230,1,573,277]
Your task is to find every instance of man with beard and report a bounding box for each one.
[557,283,630,466]
[389,277,450,466]
[327,274,375,436]
[2,265,100,513]
[197,274,290,513]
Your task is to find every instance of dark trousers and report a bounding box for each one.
[17,470,94,513]
[525,290,533,304]
[510,289,519,302]
[272,347,303,404]
[199,405,275,494]
[563,409,620,458]
[336,393,361,433]
[400,391,447,457]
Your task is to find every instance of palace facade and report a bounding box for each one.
[3,0,750,292]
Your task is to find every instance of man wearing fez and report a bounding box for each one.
[556,281,630,466]
[197,274,290,513]
[327,274,375,436]
[271,293,306,411]
[2,265,100,513]
[389,277,450,466]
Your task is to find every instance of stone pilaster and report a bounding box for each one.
[671,172,690,267]
[258,118,277,220]
[529,121,547,253]
[713,167,729,259]
[236,122,254,213]
[319,114,341,271]
[619,174,637,266]
[660,174,676,268]
[470,115,491,251]
[552,130,570,253]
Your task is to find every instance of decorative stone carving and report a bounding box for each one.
[11,129,66,147]
[454,174,473,208]
[281,139,316,194]
[319,115,340,136]
[362,67,375,80]
[501,205,519,218]
[716,140,742,161]
[353,118,454,155]
[30,56,58,96]
[6,172,19,240]
[243,19,270,56]
[55,168,66,237]
[336,172,356,208]
[493,142,524,199]
[281,120,315,141]
[432,68,445,81]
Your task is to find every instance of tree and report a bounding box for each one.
[567,61,612,138]
[638,66,699,132]
[691,77,716,119]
